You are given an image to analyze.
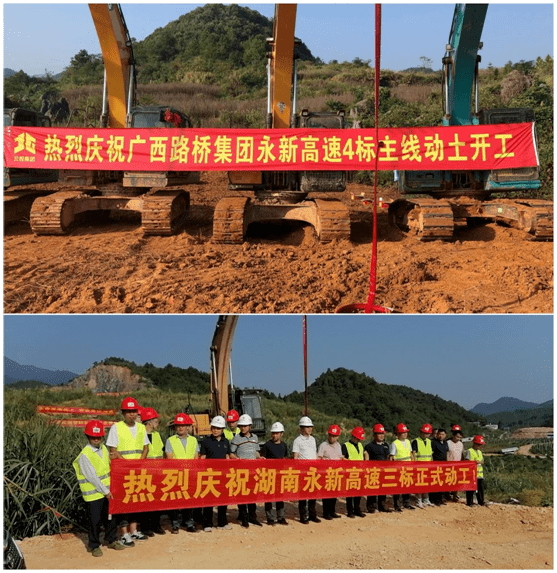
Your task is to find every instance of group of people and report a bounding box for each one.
[73,396,485,557]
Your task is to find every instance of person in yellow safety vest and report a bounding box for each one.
[341,427,367,518]
[105,396,150,546]
[224,410,241,441]
[165,413,200,534]
[411,423,434,509]
[389,423,416,512]
[464,435,485,506]
[73,420,126,557]
[139,407,166,537]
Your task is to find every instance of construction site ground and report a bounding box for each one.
[18,501,552,569]
[4,172,553,314]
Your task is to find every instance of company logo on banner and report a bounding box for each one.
[109,459,477,514]
[4,124,538,172]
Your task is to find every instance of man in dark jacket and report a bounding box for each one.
[430,427,449,506]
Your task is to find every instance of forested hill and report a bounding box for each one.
[283,368,484,433]
[133,3,315,83]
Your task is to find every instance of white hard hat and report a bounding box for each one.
[271,422,285,433]
[210,415,226,428]
[299,416,313,427]
[238,414,253,426]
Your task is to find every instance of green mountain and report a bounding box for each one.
[485,403,553,429]
[133,4,315,83]
[283,367,484,434]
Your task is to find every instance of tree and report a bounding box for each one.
[419,56,433,70]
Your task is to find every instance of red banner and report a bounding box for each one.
[108,459,477,515]
[47,418,116,428]
[37,405,117,415]
[4,124,537,172]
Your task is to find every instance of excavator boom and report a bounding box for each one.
[89,4,135,128]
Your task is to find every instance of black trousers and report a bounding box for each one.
[346,496,362,514]
[265,501,285,521]
[86,497,117,549]
[298,499,317,519]
[366,495,387,509]
[141,510,162,532]
[466,478,485,505]
[238,503,258,521]
[322,497,337,517]
[202,505,228,528]
[392,493,411,508]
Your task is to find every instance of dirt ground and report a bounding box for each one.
[4,173,553,314]
[17,501,553,569]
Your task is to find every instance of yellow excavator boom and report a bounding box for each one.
[88,4,134,128]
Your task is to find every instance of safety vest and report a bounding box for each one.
[147,431,164,459]
[168,434,198,459]
[224,427,240,442]
[415,437,433,461]
[115,421,146,459]
[393,439,412,461]
[73,445,111,502]
[345,441,364,461]
[469,448,484,479]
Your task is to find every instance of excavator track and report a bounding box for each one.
[29,191,87,235]
[389,198,455,241]
[141,190,190,236]
[313,199,351,242]
[509,199,553,240]
[213,196,250,244]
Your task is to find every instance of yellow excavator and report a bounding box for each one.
[187,315,267,438]
[213,4,351,244]
[29,4,199,235]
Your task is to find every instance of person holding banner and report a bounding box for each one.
[342,427,367,518]
[318,424,343,520]
[165,413,200,534]
[261,422,289,525]
[412,423,435,509]
[292,416,321,524]
[224,410,241,442]
[73,420,126,557]
[389,423,416,512]
[230,414,263,528]
[430,428,449,506]
[199,415,231,532]
[364,423,392,513]
[106,396,150,546]
[140,407,166,536]
[447,425,465,503]
[464,435,486,506]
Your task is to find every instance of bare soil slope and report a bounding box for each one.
[4,173,553,314]
[18,503,552,569]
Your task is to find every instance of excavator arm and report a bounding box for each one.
[88,3,136,128]
[209,315,238,417]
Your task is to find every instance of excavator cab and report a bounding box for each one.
[127,106,193,129]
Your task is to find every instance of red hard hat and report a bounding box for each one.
[373,423,385,434]
[328,424,341,436]
[420,423,433,434]
[351,426,365,440]
[452,424,462,432]
[141,407,159,422]
[173,413,194,426]
[396,423,409,434]
[84,420,105,437]
[121,396,139,411]
[226,410,240,422]
[473,435,485,445]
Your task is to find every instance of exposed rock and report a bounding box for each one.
[65,364,150,393]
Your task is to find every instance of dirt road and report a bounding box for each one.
[4,173,553,314]
[18,502,552,569]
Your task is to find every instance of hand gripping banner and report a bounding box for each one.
[4,123,538,172]
[108,459,477,514]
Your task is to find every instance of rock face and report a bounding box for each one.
[66,365,149,393]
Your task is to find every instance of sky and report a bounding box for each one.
[4,314,553,410]
[2,3,554,77]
